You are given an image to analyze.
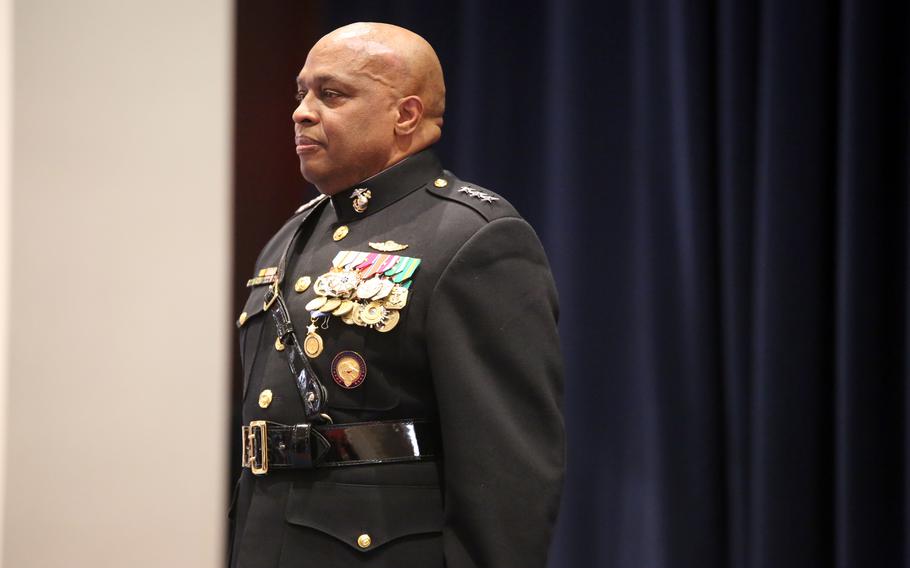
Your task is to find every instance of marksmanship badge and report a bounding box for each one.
[332,351,367,389]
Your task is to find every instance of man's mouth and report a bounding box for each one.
[295,136,323,154]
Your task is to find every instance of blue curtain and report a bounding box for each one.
[317,1,910,566]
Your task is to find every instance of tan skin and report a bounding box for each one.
[293,23,446,196]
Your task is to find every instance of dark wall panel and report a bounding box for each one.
[230,0,323,488]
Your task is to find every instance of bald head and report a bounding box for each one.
[314,22,445,127]
[293,23,447,194]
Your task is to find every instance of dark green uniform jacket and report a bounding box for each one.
[229,149,565,567]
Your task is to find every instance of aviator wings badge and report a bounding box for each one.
[369,240,409,252]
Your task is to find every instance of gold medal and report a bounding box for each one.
[376,310,400,332]
[351,303,366,326]
[359,302,385,325]
[384,286,409,309]
[305,296,328,311]
[303,333,323,358]
[356,277,384,300]
[321,298,342,312]
[333,225,349,241]
[331,351,367,389]
[332,299,354,317]
[303,322,324,358]
[340,309,356,325]
[373,278,396,300]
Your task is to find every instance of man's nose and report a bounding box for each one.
[292,93,318,124]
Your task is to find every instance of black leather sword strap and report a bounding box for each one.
[242,419,440,475]
[264,285,328,421]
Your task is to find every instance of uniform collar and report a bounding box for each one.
[329,149,442,224]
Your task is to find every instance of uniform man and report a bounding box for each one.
[229,22,565,568]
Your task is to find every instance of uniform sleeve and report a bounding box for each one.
[425,216,565,567]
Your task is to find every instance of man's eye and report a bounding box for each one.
[322,90,341,99]
[295,91,306,102]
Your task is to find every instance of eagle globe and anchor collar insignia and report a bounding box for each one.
[329,149,444,224]
[351,188,371,213]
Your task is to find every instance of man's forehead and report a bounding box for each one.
[298,40,402,88]
[296,70,346,86]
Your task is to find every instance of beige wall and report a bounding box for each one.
[2,1,232,566]
[0,0,10,559]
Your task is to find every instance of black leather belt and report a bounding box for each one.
[241,419,440,475]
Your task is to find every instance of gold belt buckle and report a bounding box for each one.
[242,420,269,475]
[262,282,280,311]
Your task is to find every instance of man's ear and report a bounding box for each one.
[394,96,424,136]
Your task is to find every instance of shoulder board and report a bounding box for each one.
[295,193,328,215]
[425,172,518,222]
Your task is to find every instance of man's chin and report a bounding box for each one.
[299,161,323,186]
[299,164,344,196]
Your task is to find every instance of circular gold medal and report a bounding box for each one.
[351,303,366,326]
[321,298,342,312]
[356,277,384,300]
[376,310,400,333]
[305,296,328,311]
[303,332,324,358]
[384,286,409,310]
[359,302,385,325]
[331,351,367,389]
[332,299,354,317]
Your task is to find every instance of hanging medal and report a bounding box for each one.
[303,313,325,358]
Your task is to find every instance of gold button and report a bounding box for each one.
[433,178,448,188]
[357,533,372,549]
[294,276,312,293]
[237,312,248,326]
[258,389,273,409]
[333,225,349,241]
[274,336,286,352]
